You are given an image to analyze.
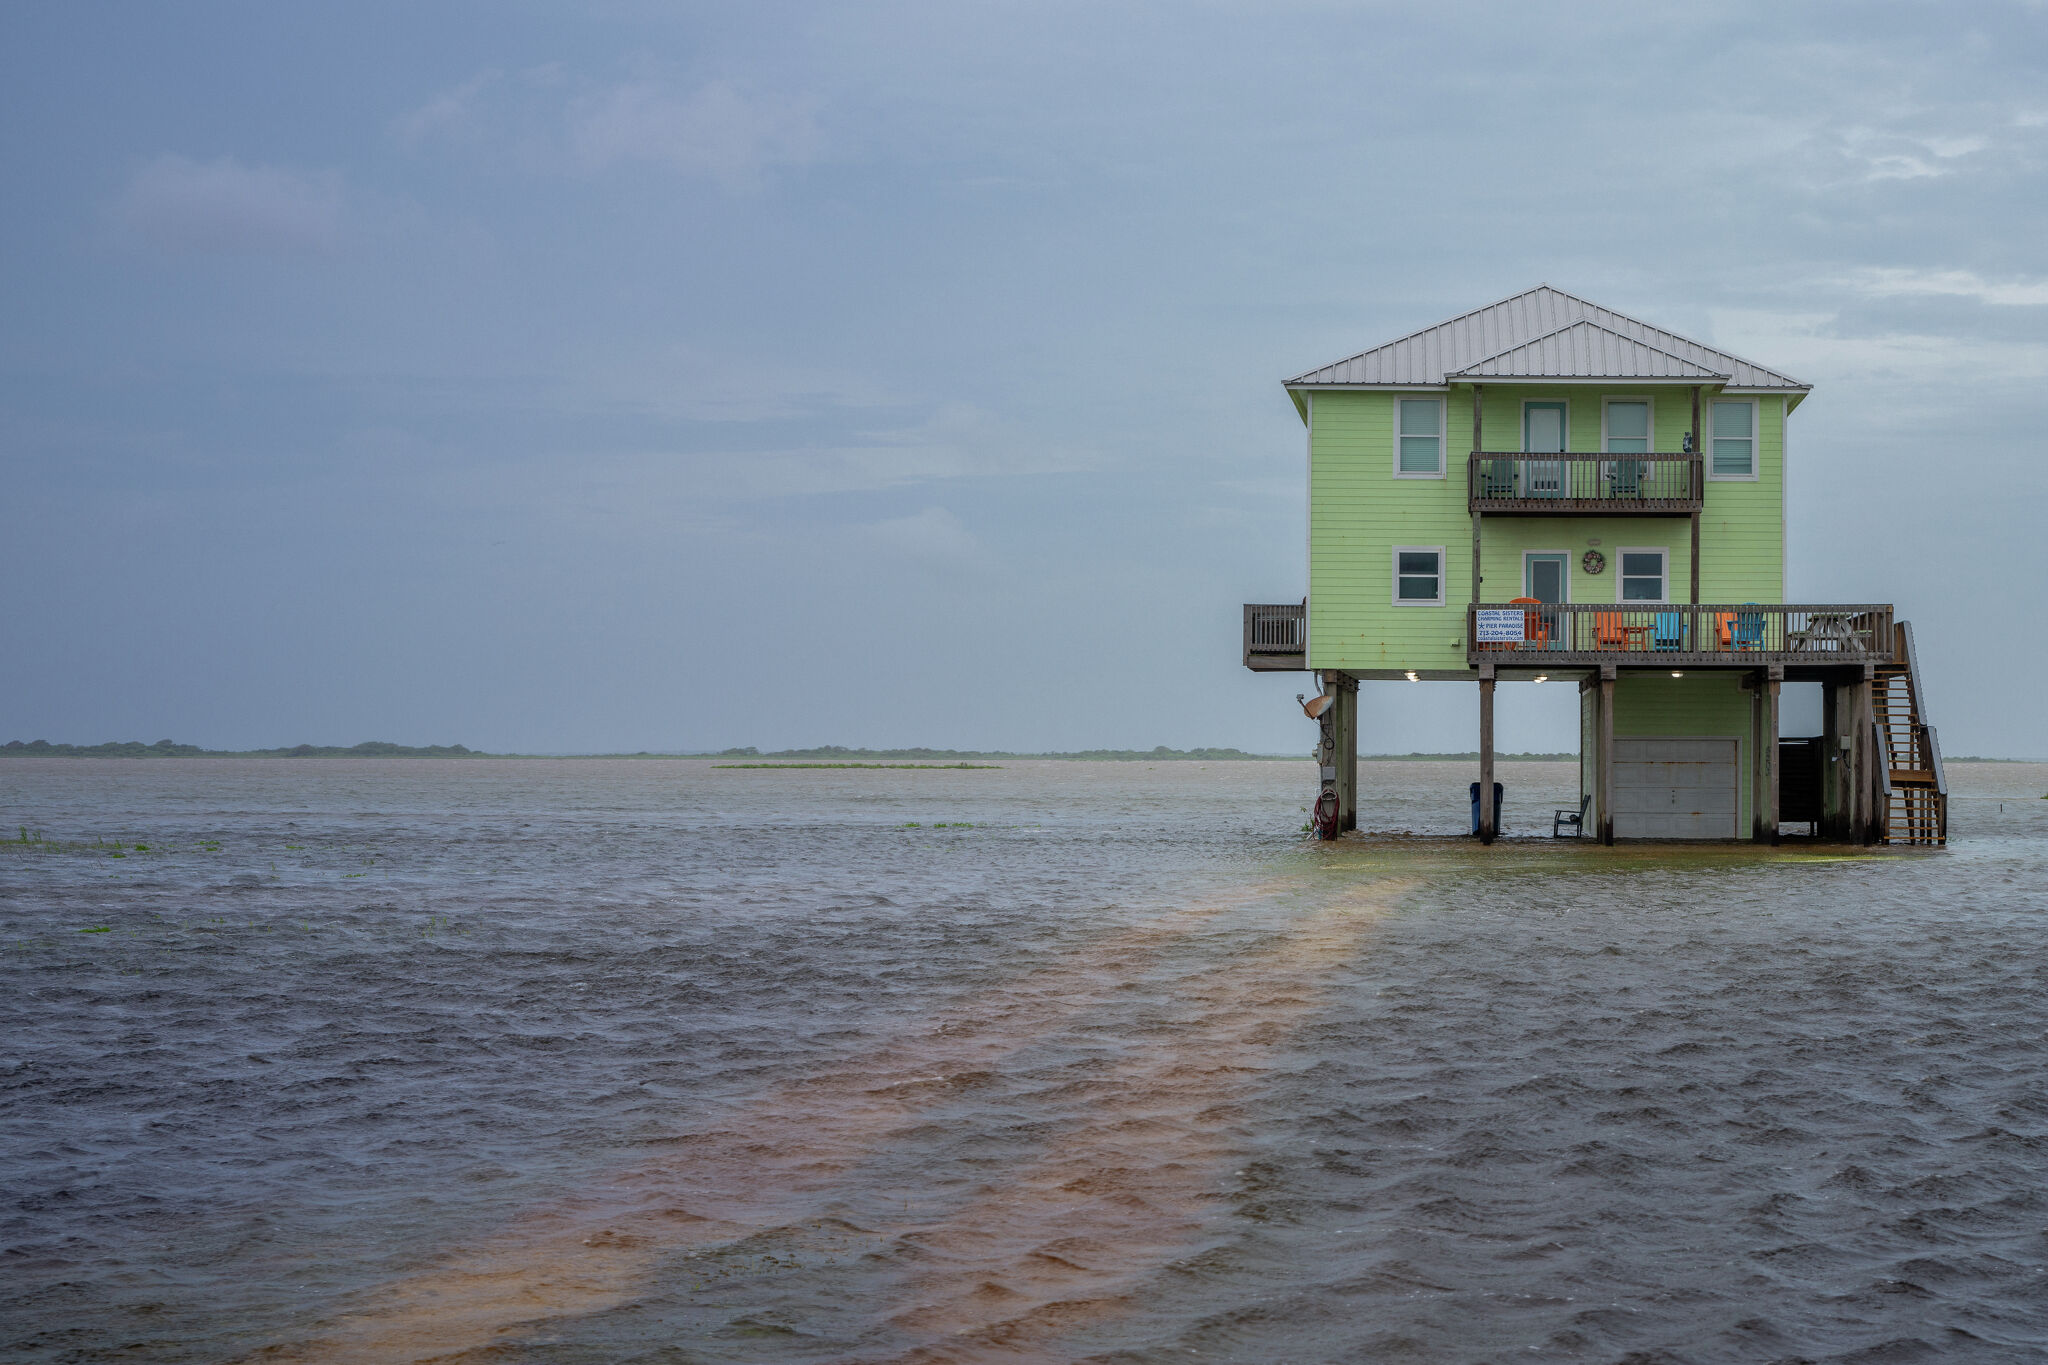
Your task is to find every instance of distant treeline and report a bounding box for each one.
[2,739,1591,762]
[710,744,1288,761]
[3,739,481,758]
[710,745,1577,762]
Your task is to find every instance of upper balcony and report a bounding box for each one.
[1468,452,1702,516]
[1243,602,1306,671]
[1467,602,1895,669]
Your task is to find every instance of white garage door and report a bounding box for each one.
[1613,738,1739,839]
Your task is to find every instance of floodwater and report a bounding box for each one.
[4,757,2048,1364]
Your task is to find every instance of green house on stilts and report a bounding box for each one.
[1242,286,1946,846]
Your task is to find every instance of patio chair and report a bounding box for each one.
[1714,610,1736,650]
[1510,597,1548,648]
[1606,459,1644,498]
[1731,604,1767,651]
[1652,611,1685,651]
[1554,793,1590,838]
[1594,611,1628,651]
[1477,459,1517,499]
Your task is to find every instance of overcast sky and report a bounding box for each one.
[3,2,2044,756]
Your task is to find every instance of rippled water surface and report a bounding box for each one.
[5,756,2048,1363]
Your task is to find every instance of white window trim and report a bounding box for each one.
[1520,397,1571,452]
[1523,550,1572,604]
[1391,545,1446,607]
[1706,397,1758,481]
[1600,395,1655,451]
[1391,394,1446,479]
[1616,546,1670,605]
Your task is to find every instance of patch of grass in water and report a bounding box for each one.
[716,761,1000,769]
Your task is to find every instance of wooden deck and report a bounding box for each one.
[1468,452,1702,515]
[1466,602,1895,668]
[1243,602,1306,671]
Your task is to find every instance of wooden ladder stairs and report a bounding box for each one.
[1872,621,1948,846]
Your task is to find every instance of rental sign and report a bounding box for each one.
[1474,609,1525,644]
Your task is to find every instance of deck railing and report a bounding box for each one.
[1466,602,1895,666]
[1244,602,1307,669]
[1468,452,1702,514]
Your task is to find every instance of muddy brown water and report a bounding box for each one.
[4,757,2048,1362]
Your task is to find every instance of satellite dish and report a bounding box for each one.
[1297,688,1336,721]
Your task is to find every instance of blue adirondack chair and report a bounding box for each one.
[1652,611,1685,650]
[1732,604,1767,650]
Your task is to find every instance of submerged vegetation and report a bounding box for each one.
[714,762,1001,770]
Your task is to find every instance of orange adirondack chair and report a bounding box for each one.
[1714,611,1736,650]
[1594,611,1628,651]
[1510,597,1548,647]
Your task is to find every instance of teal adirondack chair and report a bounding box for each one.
[1731,604,1767,650]
[1652,612,1685,651]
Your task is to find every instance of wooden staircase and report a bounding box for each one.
[1872,621,1948,846]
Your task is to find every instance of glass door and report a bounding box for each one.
[1526,553,1567,647]
[1604,400,1649,497]
[1523,402,1566,498]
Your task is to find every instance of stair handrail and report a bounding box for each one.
[1896,620,1927,723]
[1924,725,1948,799]
[1873,720,1893,844]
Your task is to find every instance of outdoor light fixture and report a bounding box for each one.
[1671,671,1684,678]
[1533,675,1548,684]
[1405,671,1419,682]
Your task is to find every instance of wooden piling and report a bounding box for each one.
[1478,662,1496,844]
[1597,665,1616,845]
[1333,676,1358,832]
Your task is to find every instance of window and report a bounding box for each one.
[1395,398,1444,476]
[1603,399,1650,453]
[1618,548,1668,602]
[1392,546,1445,605]
[1710,399,1755,478]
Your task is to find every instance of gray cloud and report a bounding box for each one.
[566,79,822,183]
[116,154,343,253]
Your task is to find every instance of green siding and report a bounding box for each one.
[1307,387,1786,672]
[1580,673,1758,830]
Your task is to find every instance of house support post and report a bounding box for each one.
[1471,383,1484,608]
[1477,661,1496,844]
[1690,386,1702,604]
[1835,679,1851,839]
[1851,665,1877,844]
[1690,514,1701,604]
[1598,664,1616,845]
[1756,679,1765,840]
[1765,664,1782,845]
[1331,675,1359,832]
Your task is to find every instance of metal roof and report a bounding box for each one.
[1286,285,1808,391]
[1448,320,1728,381]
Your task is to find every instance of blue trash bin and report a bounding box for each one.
[1469,781,1505,834]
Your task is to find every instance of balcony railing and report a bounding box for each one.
[1468,452,1703,515]
[1244,602,1306,670]
[1466,603,1895,667]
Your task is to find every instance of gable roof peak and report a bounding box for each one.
[1286,286,1807,391]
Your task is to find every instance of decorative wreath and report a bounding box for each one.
[1582,550,1606,574]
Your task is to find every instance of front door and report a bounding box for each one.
[1523,402,1567,497]
[1526,553,1567,647]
